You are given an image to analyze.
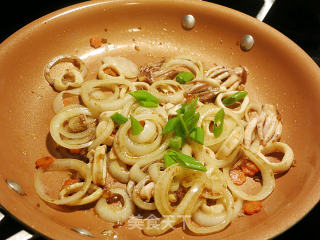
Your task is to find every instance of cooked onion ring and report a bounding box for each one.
[257,142,294,173]
[34,158,92,205]
[132,176,156,210]
[59,182,103,206]
[223,146,275,201]
[95,188,134,223]
[50,104,96,149]
[80,79,134,116]
[44,55,87,91]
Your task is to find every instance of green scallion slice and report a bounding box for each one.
[130,115,144,136]
[164,151,177,168]
[138,100,159,108]
[189,127,204,145]
[129,90,160,105]
[162,117,179,135]
[165,150,207,172]
[222,91,248,106]
[213,108,225,137]
[110,112,128,124]
[176,72,195,84]
[169,136,183,149]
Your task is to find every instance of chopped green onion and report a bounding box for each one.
[169,136,183,149]
[222,91,248,106]
[177,97,198,116]
[213,108,225,137]
[129,90,160,106]
[163,97,203,148]
[189,127,204,145]
[176,72,195,84]
[138,100,158,108]
[129,90,160,108]
[162,117,179,134]
[164,151,177,168]
[130,115,144,136]
[177,113,189,136]
[164,150,207,172]
[184,112,200,133]
[110,112,128,124]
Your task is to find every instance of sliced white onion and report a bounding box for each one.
[144,172,206,236]
[59,182,103,206]
[53,88,81,113]
[34,158,92,205]
[223,146,275,201]
[50,104,96,149]
[114,113,169,165]
[108,148,130,184]
[98,56,139,80]
[88,118,114,151]
[88,145,107,186]
[95,188,134,223]
[215,91,249,117]
[132,176,156,210]
[80,79,134,116]
[44,55,87,91]
[257,142,294,173]
[149,80,184,104]
[161,56,203,81]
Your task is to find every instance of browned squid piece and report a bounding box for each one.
[138,59,167,84]
[138,56,204,85]
[244,104,282,151]
[185,65,247,103]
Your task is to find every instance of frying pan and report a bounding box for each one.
[0,0,319,239]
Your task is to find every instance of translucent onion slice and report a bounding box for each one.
[34,158,92,205]
[144,171,206,236]
[244,103,262,122]
[44,55,87,91]
[59,182,103,206]
[108,148,130,184]
[257,142,294,173]
[161,56,203,81]
[129,158,158,183]
[87,145,107,186]
[114,113,169,165]
[215,126,244,166]
[215,91,249,117]
[132,176,156,210]
[133,81,150,90]
[80,79,134,116]
[154,164,182,216]
[53,88,81,113]
[54,68,84,92]
[98,56,139,80]
[186,189,234,234]
[88,118,114,151]
[50,104,96,149]
[148,162,165,183]
[149,80,184,104]
[197,104,241,148]
[95,188,134,223]
[130,104,168,124]
[223,147,275,201]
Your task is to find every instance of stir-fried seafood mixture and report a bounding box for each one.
[34,55,294,236]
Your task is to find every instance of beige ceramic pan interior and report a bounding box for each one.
[0,0,320,239]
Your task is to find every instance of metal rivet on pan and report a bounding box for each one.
[6,179,25,196]
[182,14,195,30]
[240,34,254,51]
[71,227,94,237]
